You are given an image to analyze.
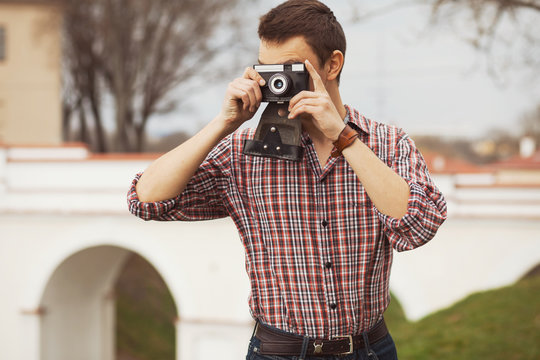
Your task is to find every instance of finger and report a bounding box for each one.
[227,83,252,111]
[288,90,319,111]
[288,97,321,119]
[238,79,262,112]
[241,69,264,107]
[251,78,263,104]
[243,67,266,87]
[237,77,263,101]
[232,80,259,112]
[288,103,319,120]
[305,59,325,92]
[289,97,318,114]
[227,86,249,111]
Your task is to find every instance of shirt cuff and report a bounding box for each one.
[374,180,444,251]
[127,173,178,220]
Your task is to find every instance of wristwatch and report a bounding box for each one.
[331,125,360,157]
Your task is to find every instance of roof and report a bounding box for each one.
[0,0,59,4]
[490,150,540,170]
[420,151,484,174]
[1,142,162,162]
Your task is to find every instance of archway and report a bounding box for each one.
[39,245,178,360]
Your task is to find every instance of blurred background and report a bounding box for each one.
[0,0,539,359]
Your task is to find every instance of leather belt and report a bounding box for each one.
[255,319,388,356]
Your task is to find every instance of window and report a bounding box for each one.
[0,100,5,143]
[0,26,5,61]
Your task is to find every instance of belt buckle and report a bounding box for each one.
[313,340,324,355]
[332,334,353,355]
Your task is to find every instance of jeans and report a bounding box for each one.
[245,330,398,360]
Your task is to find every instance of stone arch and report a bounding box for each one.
[39,244,179,360]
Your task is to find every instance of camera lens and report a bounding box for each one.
[269,73,290,95]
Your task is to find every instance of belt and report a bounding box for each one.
[255,319,389,356]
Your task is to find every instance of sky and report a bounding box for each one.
[146,0,540,140]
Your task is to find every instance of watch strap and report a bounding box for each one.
[331,125,359,157]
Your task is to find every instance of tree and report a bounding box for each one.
[62,1,106,152]
[350,0,540,78]
[61,0,254,152]
[521,102,540,143]
[428,0,540,76]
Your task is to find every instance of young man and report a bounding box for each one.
[128,1,447,358]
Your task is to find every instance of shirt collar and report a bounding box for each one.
[344,104,370,135]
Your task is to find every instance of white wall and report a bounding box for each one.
[0,213,253,360]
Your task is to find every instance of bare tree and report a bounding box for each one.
[61,0,254,152]
[349,1,540,78]
[428,1,540,71]
[62,0,106,152]
[521,102,540,142]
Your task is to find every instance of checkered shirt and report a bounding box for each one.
[127,104,447,339]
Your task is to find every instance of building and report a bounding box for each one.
[0,0,62,145]
[491,147,540,186]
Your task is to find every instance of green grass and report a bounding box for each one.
[115,253,177,360]
[385,275,540,360]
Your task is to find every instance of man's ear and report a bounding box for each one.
[325,50,344,82]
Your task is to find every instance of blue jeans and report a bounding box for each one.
[245,329,398,360]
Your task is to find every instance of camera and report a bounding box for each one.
[254,63,309,102]
[243,63,308,161]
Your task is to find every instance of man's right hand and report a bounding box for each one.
[218,67,266,132]
[135,67,266,203]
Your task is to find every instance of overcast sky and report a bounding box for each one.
[147,0,540,140]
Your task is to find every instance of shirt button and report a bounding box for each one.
[330,303,337,310]
[321,220,328,227]
[325,262,332,269]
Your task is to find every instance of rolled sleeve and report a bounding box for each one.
[127,135,232,222]
[127,173,181,221]
[377,132,447,251]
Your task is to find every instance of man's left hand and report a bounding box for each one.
[287,59,345,141]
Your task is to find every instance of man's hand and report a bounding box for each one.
[287,60,345,141]
[137,67,265,203]
[218,67,266,133]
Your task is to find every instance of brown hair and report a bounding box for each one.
[258,0,346,81]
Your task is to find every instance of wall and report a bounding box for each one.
[40,246,131,360]
[0,213,253,360]
[0,3,62,145]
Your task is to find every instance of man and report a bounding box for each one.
[128,1,447,359]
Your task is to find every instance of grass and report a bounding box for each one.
[115,253,177,360]
[385,275,540,360]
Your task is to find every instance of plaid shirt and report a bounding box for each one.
[128,104,447,339]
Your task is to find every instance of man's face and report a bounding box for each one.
[258,36,325,92]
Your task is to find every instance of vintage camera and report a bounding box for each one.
[254,63,309,102]
[243,63,309,161]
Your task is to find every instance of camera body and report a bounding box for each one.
[254,63,309,103]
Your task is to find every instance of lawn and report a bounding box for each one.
[385,274,540,359]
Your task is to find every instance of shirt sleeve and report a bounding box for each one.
[375,131,448,251]
[127,136,232,221]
